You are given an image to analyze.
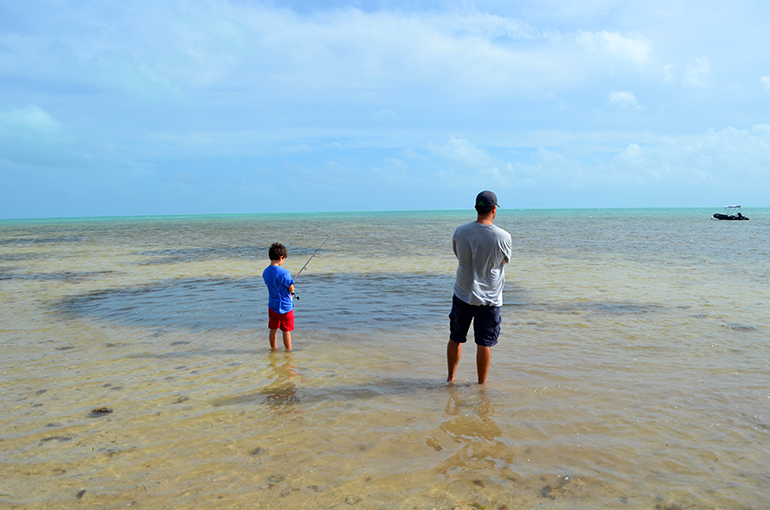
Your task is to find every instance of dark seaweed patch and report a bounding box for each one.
[54,273,454,333]
[137,246,269,265]
[654,504,685,510]
[551,301,663,316]
[540,484,556,499]
[0,237,85,246]
[0,270,114,282]
[0,252,48,262]
[723,323,757,332]
[41,436,73,443]
[136,244,325,265]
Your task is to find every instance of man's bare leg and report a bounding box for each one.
[476,345,491,384]
[269,329,279,350]
[447,339,462,382]
[282,330,292,351]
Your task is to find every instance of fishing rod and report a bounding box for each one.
[294,239,327,280]
[291,239,328,299]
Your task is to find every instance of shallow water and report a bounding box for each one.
[1,209,769,509]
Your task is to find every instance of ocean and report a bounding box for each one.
[1,208,769,509]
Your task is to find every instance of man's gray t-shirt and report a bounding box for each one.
[452,222,512,307]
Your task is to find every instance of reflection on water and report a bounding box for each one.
[436,387,516,487]
[441,386,502,442]
[263,352,302,409]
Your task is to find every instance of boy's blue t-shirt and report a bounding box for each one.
[262,264,295,314]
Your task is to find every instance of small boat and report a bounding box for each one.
[712,205,749,221]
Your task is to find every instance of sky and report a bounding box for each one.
[1,0,770,218]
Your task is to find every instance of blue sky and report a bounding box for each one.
[2,0,770,218]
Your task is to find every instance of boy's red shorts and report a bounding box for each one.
[268,308,295,332]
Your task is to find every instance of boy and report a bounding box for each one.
[262,243,295,351]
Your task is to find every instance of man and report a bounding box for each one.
[447,190,512,384]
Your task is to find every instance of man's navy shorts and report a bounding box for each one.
[449,295,501,347]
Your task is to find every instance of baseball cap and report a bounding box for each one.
[475,190,499,208]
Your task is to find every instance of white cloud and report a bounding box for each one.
[425,136,516,190]
[0,2,648,109]
[0,104,89,170]
[535,147,568,165]
[576,31,652,68]
[0,104,61,136]
[430,11,535,41]
[683,56,711,87]
[374,109,399,120]
[605,125,770,187]
[608,91,641,109]
[617,143,642,162]
[400,148,433,164]
[427,136,499,169]
[761,76,770,91]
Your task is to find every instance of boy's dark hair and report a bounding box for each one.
[269,243,288,261]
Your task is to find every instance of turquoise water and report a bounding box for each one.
[1,208,769,509]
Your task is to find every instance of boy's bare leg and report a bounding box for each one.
[282,331,292,351]
[476,345,491,384]
[269,329,279,350]
[447,339,462,382]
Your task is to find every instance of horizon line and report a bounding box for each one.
[2,205,767,222]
